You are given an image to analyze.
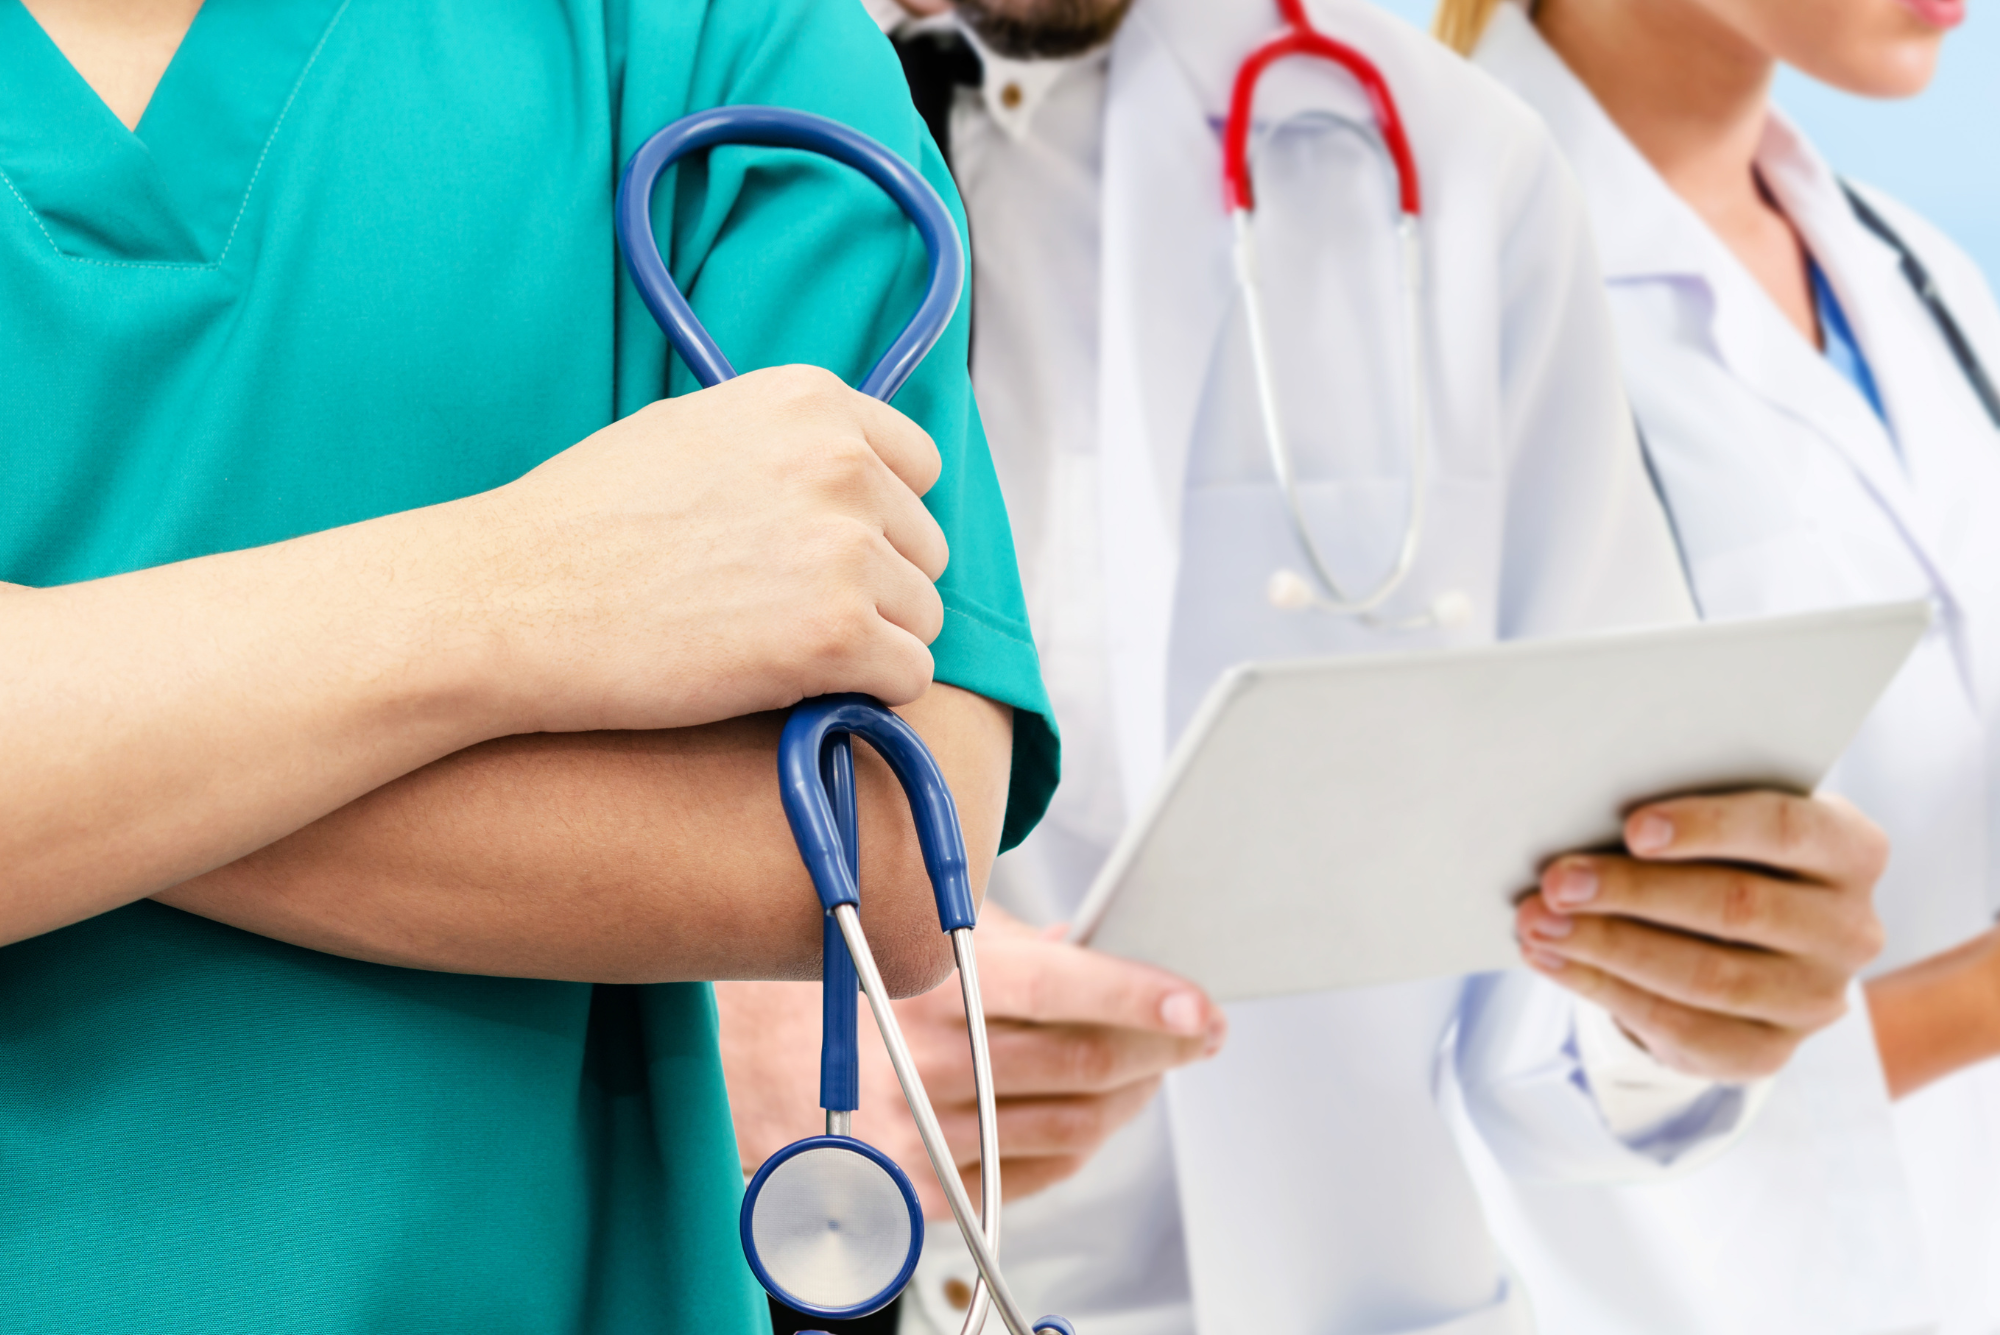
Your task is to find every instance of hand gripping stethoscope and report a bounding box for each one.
[1227,0,1470,630]
[616,106,1074,1335]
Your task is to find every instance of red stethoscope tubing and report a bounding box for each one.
[1222,0,1421,217]
[1222,0,1466,628]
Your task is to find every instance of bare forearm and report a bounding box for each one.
[1866,926,2000,1099]
[5,368,963,952]
[159,686,1012,994]
[0,513,501,945]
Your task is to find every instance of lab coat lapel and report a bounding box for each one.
[1096,0,1235,807]
[1480,7,1974,681]
[1699,247,1938,573]
[1765,138,2000,709]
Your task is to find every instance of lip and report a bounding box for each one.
[1895,0,1965,29]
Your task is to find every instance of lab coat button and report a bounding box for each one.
[1000,82,1024,110]
[944,1277,974,1309]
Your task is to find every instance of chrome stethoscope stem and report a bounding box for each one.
[1234,205,1431,620]
[954,928,1003,1335]
[833,906,1034,1335]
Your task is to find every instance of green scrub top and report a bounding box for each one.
[0,0,1057,1330]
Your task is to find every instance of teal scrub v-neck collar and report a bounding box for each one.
[0,0,348,266]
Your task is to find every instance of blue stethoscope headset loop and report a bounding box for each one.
[614,105,965,399]
[614,106,1068,1335]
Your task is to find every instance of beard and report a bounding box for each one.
[954,0,1137,58]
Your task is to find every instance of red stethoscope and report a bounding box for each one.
[1223,0,1470,629]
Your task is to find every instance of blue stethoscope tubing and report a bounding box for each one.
[614,107,1070,1335]
[615,104,965,400]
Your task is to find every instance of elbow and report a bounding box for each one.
[869,921,959,1000]
[838,687,1012,998]
[854,820,984,999]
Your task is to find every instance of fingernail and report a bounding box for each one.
[1203,1014,1228,1056]
[1629,813,1674,856]
[1526,911,1574,940]
[1161,992,1205,1036]
[1546,861,1599,907]
[1523,945,1567,972]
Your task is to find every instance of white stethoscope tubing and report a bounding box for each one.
[835,905,1030,1335]
[1234,205,1432,620]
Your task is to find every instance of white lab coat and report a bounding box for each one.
[900,3,1756,1334]
[1474,7,2000,1332]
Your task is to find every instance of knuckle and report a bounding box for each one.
[1847,910,1887,967]
[1769,791,1806,862]
[1018,965,1052,1024]
[913,584,945,643]
[790,600,875,684]
[803,435,879,496]
[771,362,843,403]
[1045,1097,1111,1149]
[1061,1033,1121,1089]
[1685,946,1750,1010]
[1718,872,1765,935]
[1641,993,1697,1050]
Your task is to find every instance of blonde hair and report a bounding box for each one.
[1432,0,1503,56]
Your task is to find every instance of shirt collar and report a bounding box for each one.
[957,22,1109,142]
[866,1,1107,142]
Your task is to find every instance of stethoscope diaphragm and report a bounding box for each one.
[741,1134,924,1320]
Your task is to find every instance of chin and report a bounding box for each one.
[1777,1,1947,98]
[1811,42,1942,97]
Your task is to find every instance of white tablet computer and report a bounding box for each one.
[1067,602,1928,1003]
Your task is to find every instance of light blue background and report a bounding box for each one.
[1372,0,1998,281]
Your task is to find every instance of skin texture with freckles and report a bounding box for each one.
[1516,792,1887,1081]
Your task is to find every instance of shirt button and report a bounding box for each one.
[944,1277,974,1310]
[999,82,1023,110]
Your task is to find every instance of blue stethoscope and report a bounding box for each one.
[616,106,1073,1335]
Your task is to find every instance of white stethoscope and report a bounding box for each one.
[617,108,1073,1335]
[1227,0,1470,630]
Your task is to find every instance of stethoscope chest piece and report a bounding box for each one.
[741,1133,924,1319]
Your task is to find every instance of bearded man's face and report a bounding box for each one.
[953,0,1137,58]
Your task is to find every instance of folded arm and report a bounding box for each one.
[159,684,1012,997]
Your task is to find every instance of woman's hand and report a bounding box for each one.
[1517,791,1888,1081]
